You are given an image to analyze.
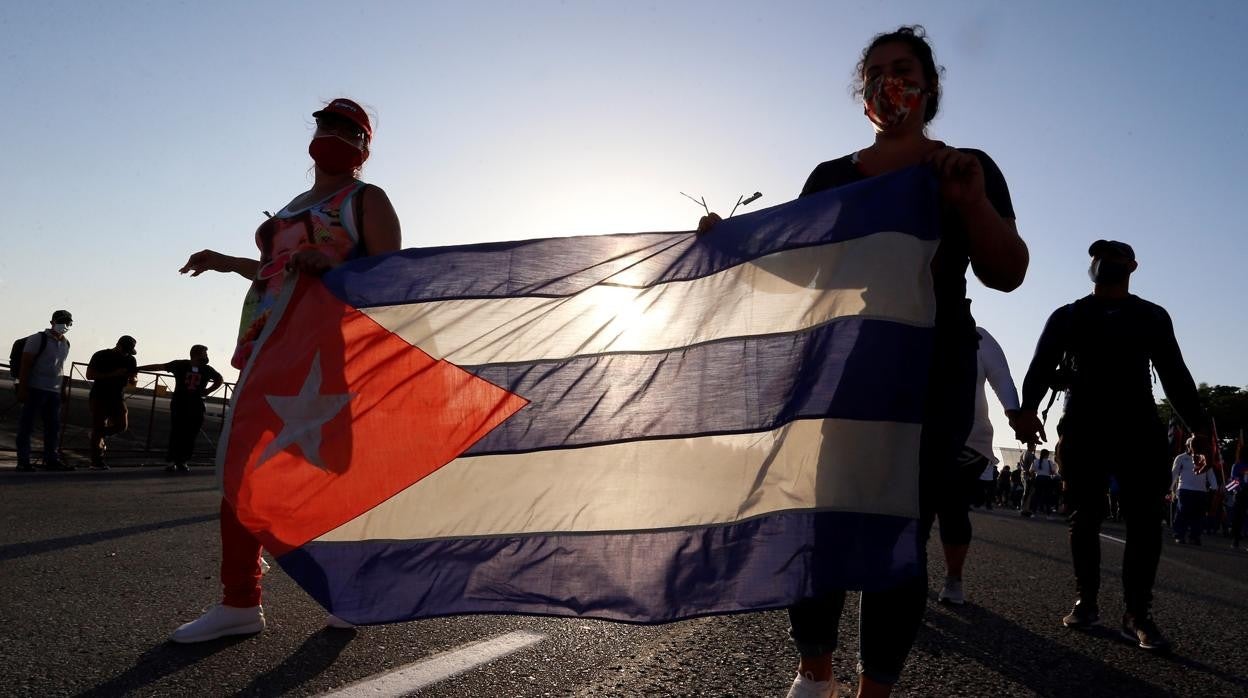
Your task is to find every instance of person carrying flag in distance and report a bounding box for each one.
[1014,239,1209,653]
[171,98,401,642]
[700,25,1028,698]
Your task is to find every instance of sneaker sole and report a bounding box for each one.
[1062,617,1099,628]
[170,620,266,644]
[1119,629,1169,652]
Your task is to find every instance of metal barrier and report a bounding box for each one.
[1,361,235,464]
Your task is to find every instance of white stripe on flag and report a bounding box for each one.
[316,418,921,543]
[362,233,937,365]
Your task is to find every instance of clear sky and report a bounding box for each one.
[4,1,1245,456]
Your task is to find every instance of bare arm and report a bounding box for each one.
[180,250,259,279]
[966,207,1028,292]
[361,185,402,256]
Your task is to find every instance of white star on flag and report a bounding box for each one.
[256,352,355,471]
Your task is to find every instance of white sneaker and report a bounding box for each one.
[170,604,265,643]
[938,578,966,605]
[326,613,355,629]
[785,672,837,698]
[258,555,271,575]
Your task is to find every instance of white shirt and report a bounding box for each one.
[1171,453,1218,492]
[965,327,1021,465]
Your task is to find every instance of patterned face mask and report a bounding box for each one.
[863,75,925,130]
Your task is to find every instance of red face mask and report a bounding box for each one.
[309,135,366,175]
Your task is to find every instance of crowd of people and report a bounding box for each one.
[11,319,224,473]
[6,23,1243,698]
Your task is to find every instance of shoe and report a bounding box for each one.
[16,462,35,472]
[1020,510,1033,518]
[938,577,966,606]
[1121,613,1171,652]
[176,463,190,473]
[170,604,265,643]
[88,461,109,471]
[326,613,355,630]
[785,672,837,698]
[1173,537,1184,545]
[258,556,271,575]
[164,463,178,473]
[43,460,74,471]
[1062,599,1099,628]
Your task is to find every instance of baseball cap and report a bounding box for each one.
[312,98,372,139]
[51,309,73,324]
[1088,239,1135,261]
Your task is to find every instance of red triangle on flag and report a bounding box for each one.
[222,276,528,556]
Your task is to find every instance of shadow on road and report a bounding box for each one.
[236,628,358,696]
[72,637,254,698]
[0,513,217,562]
[923,603,1175,698]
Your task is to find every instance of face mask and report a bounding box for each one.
[1088,258,1132,284]
[53,323,70,334]
[309,135,366,175]
[863,75,925,130]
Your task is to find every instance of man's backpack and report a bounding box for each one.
[9,333,48,382]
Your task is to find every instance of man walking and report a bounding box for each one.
[138,345,223,472]
[15,310,74,471]
[1014,240,1208,653]
[1170,437,1218,545]
[86,335,138,470]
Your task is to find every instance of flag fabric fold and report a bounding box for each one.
[218,166,943,624]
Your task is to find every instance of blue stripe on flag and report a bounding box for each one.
[322,167,940,308]
[279,510,920,625]
[463,317,932,455]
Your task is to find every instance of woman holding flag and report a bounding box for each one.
[703,25,1027,697]
[170,98,401,642]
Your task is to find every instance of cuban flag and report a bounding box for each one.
[218,167,941,625]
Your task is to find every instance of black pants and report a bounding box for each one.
[788,325,978,684]
[1057,414,1169,616]
[168,399,205,464]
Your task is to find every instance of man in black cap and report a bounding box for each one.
[138,344,224,472]
[15,310,74,471]
[86,335,139,470]
[1013,240,1209,653]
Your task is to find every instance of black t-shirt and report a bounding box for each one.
[800,149,1016,340]
[88,349,137,400]
[1020,294,1205,425]
[164,360,223,403]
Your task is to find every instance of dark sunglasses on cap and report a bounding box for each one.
[315,115,365,140]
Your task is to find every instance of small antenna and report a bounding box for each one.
[728,192,763,218]
[679,192,711,216]
[262,211,273,219]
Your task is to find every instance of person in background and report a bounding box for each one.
[86,335,139,471]
[937,326,1021,606]
[137,344,224,473]
[1170,437,1218,546]
[170,97,401,644]
[15,310,74,471]
[1030,449,1057,519]
[996,464,1013,508]
[1230,454,1248,550]
[1014,239,1209,653]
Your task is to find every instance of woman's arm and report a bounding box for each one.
[360,185,402,256]
[180,251,260,279]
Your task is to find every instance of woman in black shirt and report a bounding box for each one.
[702,26,1028,698]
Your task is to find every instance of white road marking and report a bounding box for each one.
[1099,533,1127,544]
[320,630,547,697]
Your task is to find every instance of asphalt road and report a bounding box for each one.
[2,468,1246,697]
